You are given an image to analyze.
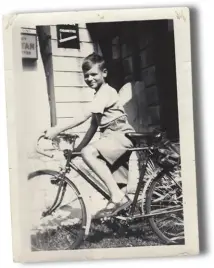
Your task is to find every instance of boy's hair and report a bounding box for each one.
[82,53,106,72]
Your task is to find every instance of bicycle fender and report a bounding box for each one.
[141,176,154,214]
[141,170,167,214]
[76,187,92,236]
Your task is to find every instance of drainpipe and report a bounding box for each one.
[36,26,57,127]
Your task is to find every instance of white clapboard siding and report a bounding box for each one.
[57,117,94,133]
[79,23,86,28]
[56,102,90,118]
[50,26,92,42]
[53,56,84,72]
[50,23,86,30]
[51,23,95,130]
[54,71,86,87]
[52,40,94,57]
[21,27,37,34]
[55,86,94,102]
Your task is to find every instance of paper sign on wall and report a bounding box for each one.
[21,33,38,59]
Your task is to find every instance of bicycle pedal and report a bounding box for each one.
[117,209,129,217]
[100,216,111,222]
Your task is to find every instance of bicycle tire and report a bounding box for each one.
[145,170,184,245]
[28,170,87,251]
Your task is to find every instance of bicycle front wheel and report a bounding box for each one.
[145,170,184,245]
[28,170,87,251]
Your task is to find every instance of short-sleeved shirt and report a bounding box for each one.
[87,83,127,129]
[85,83,135,165]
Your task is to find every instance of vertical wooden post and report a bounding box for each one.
[36,26,57,127]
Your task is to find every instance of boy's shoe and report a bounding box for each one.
[110,195,132,216]
[93,200,113,219]
[94,195,132,218]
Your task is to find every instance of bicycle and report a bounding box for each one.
[28,130,184,251]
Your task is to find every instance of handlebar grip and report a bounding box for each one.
[36,132,80,158]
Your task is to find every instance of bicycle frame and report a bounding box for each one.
[32,133,183,248]
[64,147,150,204]
[69,160,111,201]
[59,147,181,219]
[36,133,182,219]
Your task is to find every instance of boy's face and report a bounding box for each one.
[83,63,107,90]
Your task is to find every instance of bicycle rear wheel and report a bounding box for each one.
[28,170,87,251]
[145,169,184,244]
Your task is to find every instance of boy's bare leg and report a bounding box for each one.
[81,145,125,204]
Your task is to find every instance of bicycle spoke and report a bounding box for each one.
[146,168,184,244]
[155,214,184,237]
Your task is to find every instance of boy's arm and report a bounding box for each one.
[45,109,92,139]
[45,87,107,140]
[75,114,98,151]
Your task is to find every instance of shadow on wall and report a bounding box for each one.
[22,58,38,71]
[116,82,148,192]
[119,81,149,133]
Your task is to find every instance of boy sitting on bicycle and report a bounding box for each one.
[45,53,135,216]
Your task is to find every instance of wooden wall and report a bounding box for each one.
[21,27,51,156]
[50,24,100,143]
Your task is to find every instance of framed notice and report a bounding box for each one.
[56,24,80,49]
[21,33,38,60]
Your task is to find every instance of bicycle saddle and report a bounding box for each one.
[126,131,163,145]
[125,132,150,139]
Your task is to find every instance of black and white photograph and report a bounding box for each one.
[3,7,199,262]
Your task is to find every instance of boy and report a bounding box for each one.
[45,53,135,216]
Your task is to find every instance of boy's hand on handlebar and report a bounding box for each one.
[44,126,61,140]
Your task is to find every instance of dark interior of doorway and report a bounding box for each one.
[87,20,179,141]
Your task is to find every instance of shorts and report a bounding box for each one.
[91,116,135,165]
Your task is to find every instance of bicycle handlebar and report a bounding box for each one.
[36,132,79,158]
[35,134,54,158]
